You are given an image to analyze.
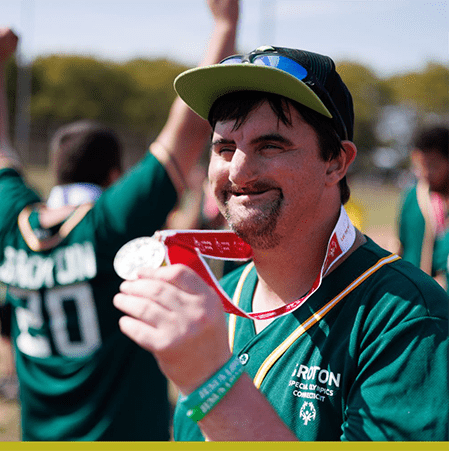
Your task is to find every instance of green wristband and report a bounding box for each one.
[180,355,244,422]
[186,363,244,422]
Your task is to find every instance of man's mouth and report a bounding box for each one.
[226,186,282,207]
[231,188,270,196]
[228,181,277,197]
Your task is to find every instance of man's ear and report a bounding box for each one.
[325,141,357,186]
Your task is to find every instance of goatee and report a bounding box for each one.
[224,189,283,250]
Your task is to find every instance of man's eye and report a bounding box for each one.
[218,147,235,155]
[260,143,282,152]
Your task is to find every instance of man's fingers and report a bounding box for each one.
[135,263,211,295]
[118,315,159,352]
[116,298,191,357]
[120,277,168,303]
[113,292,165,325]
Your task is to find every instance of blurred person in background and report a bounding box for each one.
[0,0,239,440]
[397,126,449,292]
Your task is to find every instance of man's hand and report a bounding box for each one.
[0,28,18,65]
[0,26,20,167]
[113,264,232,395]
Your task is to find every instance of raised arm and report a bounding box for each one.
[0,27,20,169]
[150,0,239,196]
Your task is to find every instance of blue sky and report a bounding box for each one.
[2,0,448,78]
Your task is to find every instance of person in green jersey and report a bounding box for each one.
[114,45,449,441]
[398,126,449,292]
[0,0,240,440]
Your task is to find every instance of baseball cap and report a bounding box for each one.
[174,45,354,140]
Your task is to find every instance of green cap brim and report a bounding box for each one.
[174,63,333,121]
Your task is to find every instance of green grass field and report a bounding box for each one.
[0,167,403,441]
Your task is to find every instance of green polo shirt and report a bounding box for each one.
[174,238,449,441]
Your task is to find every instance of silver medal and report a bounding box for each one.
[113,236,166,280]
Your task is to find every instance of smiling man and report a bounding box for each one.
[114,46,449,441]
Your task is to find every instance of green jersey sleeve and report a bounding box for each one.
[88,151,178,258]
[0,168,41,236]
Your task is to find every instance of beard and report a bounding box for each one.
[220,183,284,250]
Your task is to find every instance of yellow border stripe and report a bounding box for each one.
[253,253,401,389]
[0,441,448,450]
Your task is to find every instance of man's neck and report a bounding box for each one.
[251,207,339,302]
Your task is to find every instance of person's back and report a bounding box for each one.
[1,148,174,439]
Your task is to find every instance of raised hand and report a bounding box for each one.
[0,28,18,65]
[207,0,240,26]
[113,264,232,395]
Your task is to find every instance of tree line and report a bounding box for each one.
[5,54,449,155]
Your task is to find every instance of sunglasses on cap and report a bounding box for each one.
[219,52,349,140]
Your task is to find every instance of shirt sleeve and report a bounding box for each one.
[88,151,178,258]
[0,168,41,239]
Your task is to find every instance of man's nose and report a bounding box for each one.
[228,149,259,187]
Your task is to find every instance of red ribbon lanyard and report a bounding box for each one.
[156,206,356,320]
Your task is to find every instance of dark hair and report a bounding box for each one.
[414,126,449,159]
[208,91,351,204]
[49,120,123,187]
